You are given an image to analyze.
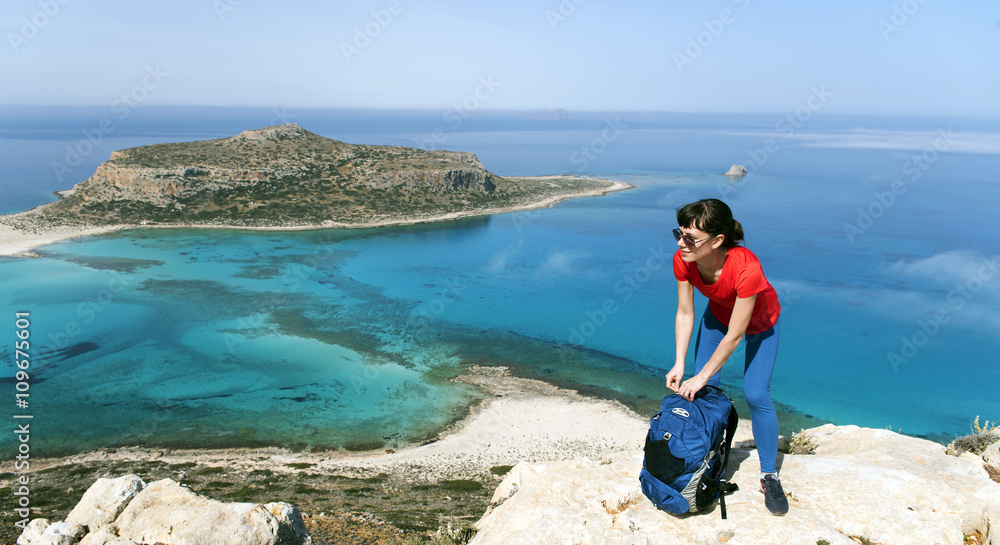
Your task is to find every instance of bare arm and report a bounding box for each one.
[666,280,695,392]
[677,293,756,400]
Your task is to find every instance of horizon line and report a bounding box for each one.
[1,104,998,123]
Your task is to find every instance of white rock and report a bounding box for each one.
[16,521,87,545]
[77,527,138,545]
[724,164,748,177]
[982,440,1000,466]
[470,424,1000,545]
[66,474,146,530]
[113,479,311,545]
[265,502,313,545]
[16,519,49,545]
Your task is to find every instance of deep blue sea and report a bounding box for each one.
[2,106,999,456]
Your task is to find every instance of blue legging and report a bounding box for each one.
[694,306,781,474]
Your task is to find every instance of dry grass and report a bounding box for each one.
[787,429,818,455]
[946,416,999,457]
[945,416,1000,485]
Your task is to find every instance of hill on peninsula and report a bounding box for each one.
[29,124,618,228]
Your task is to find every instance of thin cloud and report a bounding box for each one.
[538,249,591,277]
[887,250,1000,291]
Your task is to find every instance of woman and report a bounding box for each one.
[664,198,788,516]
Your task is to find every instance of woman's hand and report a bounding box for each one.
[665,364,685,393]
[678,373,708,401]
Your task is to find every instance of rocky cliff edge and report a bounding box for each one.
[470,424,1000,545]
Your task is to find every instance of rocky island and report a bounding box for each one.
[0,124,630,255]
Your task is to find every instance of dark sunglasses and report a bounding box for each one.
[672,228,714,246]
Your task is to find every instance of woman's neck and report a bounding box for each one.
[697,247,728,276]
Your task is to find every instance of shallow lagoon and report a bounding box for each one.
[2,110,998,455]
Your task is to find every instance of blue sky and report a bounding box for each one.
[3,0,999,116]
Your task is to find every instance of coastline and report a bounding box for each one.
[0,177,634,257]
[5,366,652,479]
[0,365,763,543]
[0,366,661,542]
[0,223,131,258]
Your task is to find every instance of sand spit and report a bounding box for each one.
[0,178,633,257]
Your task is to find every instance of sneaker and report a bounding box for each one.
[759,474,789,516]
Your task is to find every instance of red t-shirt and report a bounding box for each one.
[673,246,780,334]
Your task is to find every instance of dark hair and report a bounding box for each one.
[676,198,744,248]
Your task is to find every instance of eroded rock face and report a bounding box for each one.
[114,479,311,545]
[366,168,497,193]
[16,520,87,545]
[230,124,309,142]
[982,440,1000,467]
[18,476,311,545]
[65,474,146,530]
[470,424,1000,545]
[63,124,497,209]
[71,163,312,206]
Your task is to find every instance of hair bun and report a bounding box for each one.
[676,198,744,248]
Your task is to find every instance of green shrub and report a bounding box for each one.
[343,487,375,496]
[946,416,1000,456]
[438,480,483,492]
[223,486,262,501]
[293,483,325,495]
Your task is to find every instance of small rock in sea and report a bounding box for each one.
[724,164,748,177]
[12,251,43,258]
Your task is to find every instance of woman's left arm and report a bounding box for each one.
[678,293,756,400]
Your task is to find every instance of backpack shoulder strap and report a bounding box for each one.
[718,402,740,519]
[720,402,739,472]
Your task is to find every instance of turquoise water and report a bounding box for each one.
[2,108,999,455]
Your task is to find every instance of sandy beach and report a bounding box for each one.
[14,365,758,480]
[0,222,130,258]
[2,367,655,542]
[0,178,633,258]
[1,369,762,544]
[13,367,649,480]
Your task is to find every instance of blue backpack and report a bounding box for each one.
[638,386,739,518]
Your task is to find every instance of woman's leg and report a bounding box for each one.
[743,319,781,474]
[693,307,727,388]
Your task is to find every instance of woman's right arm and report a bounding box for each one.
[666,279,695,392]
